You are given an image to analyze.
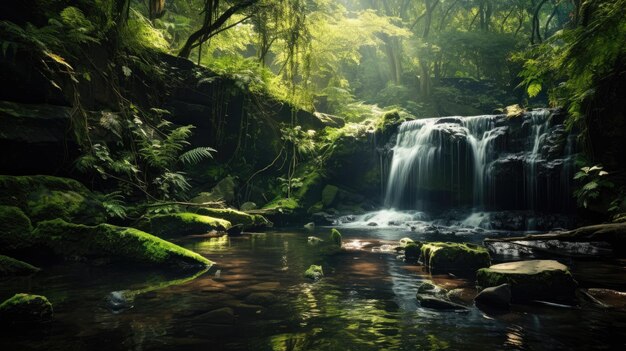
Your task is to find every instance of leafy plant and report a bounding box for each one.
[573,165,613,208]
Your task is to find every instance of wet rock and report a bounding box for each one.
[420,242,491,276]
[399,237,414,247]
[417,295,468,311]
[447,288,478,305]
[474,283,511,308]
[330,228,342,247]
[304,222,315,231]
[0,293,53,324]
[585,288,626,309]
[307,236,323,245]
[477,260,577,303]
[33,219,211,270]
[311,212,334,225]
[196,207,271,230]
[226,224,244,236]
[417,282,441,294]
[0,255,40,277]
[404,242,422,261]
[244,292,277,306]
[304,265,324,280]
[135,212,231,238]
[367,222,378,227]
[106,290,134,313]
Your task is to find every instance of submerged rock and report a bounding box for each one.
[307,236,324,245]
[474,283,511,308]
[0,175,106,225]
[0,293,53,324]
[476,260,577,302]
[0,255,40,276]
[417,295,468,311]
[33,219,211,270]
[420,242,490,276]
[304,265,324,280]
[136,212,231,238]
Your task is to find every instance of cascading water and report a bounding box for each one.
[341,109,577,231]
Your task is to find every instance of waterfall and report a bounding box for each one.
[383,109,575,213]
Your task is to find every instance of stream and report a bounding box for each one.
[2,227,626,350]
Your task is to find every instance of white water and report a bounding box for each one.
[341,109,575,231]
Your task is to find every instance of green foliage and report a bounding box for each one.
[573,165,613,209]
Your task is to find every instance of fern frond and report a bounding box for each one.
[179,147,216,165]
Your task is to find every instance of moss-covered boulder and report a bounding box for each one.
[304,265,324,280]
[0,205,34,250]
[420,242,490,276]
[0,293,53,324]
[195,207,271,230]
[476,260,578,302]
[33,219,211,270]
[330,228,342,246]
[404,242,422,260]
[0,255,40,276]
[0,175,106,224]
[136,213,231,238]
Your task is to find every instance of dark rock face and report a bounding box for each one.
[0,293,53,324]
[383,109,577,214]
[474,283,511,308]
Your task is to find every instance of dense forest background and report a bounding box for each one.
[1,0,625,222]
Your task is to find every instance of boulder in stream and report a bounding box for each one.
[474,283,511,308]
[33,219,212,270]
[304,265,324,280]
[0,293,53,324]
[0,255,40,277]
[420,242,491,276]
[136,212,231,238]
[476,260,577,302]
[196,207,271,230]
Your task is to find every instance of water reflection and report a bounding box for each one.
[1,231,626,351]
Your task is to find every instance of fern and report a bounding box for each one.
[100,191,128,219]
[179,147,216,165]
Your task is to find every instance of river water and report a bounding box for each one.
[1,228,625,350]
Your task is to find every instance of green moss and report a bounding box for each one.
[330,228,342,247]
[476,260,578,302]
[404,242,422,260]
[0,175,106,224]
[0,205,34,250]
[0,293,53,324]
[0,255,40,276]
[262,197,300,212]
[304,264,324,280]
[33,219,212,270]
[136,213,232,238]
[195,208,270,229]
[420,242,490,276]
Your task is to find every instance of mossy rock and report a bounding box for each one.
[321,185,339,207]
[0,205,34,251]
[136,213,232,238]
[0,255,40,276]
[0,293,53,324]
[420,242,490,276]
[262,197,300,213]
[330,228,342,247]
[476,260,578,302]
[404,242,422,260]
[195,208,270,230]
[33,219,211,270]
[0,175,106,224]
[304,265,324,280]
